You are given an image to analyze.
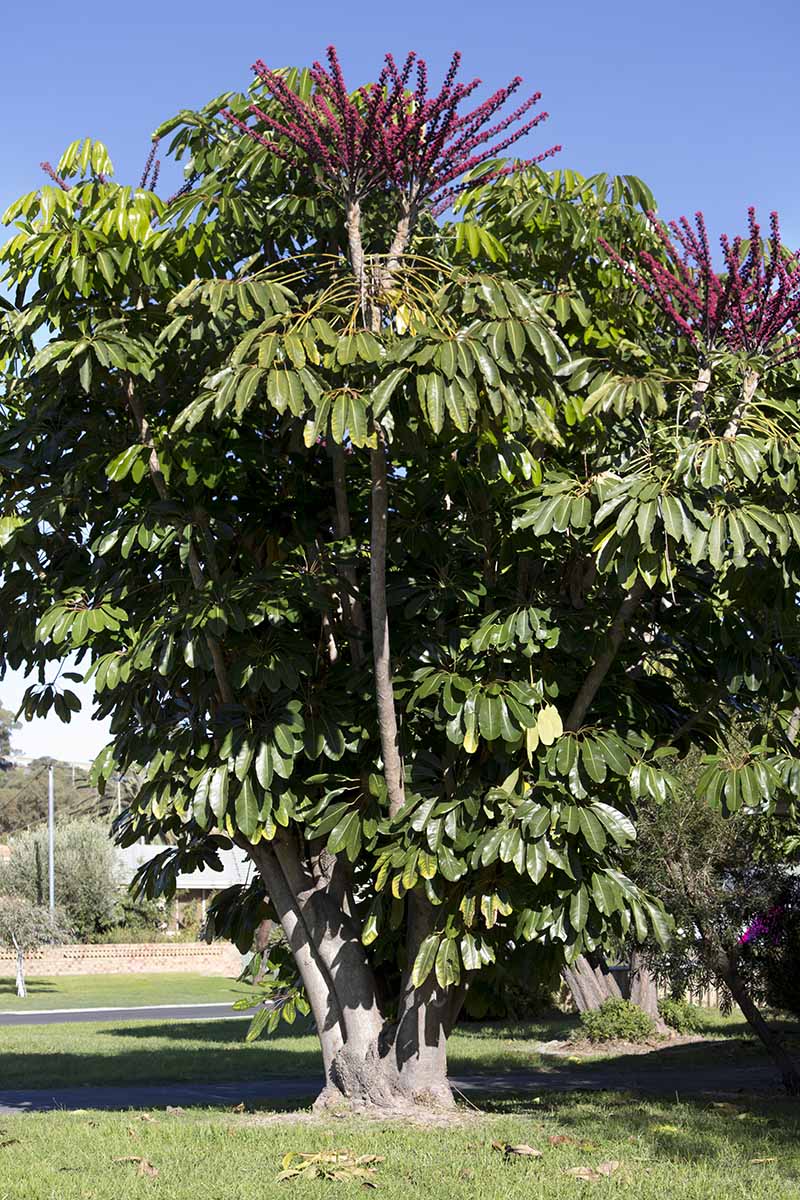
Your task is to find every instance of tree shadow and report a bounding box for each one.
[0,1019,322,1093]
[454,1014,579,1043]
[480,1091,800,1174]
[0,977,58,998]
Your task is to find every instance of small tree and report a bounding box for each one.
[2,818,119,938]
[630,781,800,1094]
[0,895,67,997]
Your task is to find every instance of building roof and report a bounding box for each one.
[114,843,253,891]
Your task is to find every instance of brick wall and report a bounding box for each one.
[0,942,242,976]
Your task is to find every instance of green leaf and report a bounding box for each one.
[208,765,229,819]
[426,373,445,434]
[371,367,407,417]
[591,801,635,845]
[578,808,607,853]
[412,933,441,986]
[581,738,607,784]
[569,885,589,932]
[106,445,144,482]
[435,937,461,988]
[255,743,273,789]
[526,840,547,883]
[235,778,259,836]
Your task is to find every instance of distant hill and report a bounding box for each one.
[0,756,111,835]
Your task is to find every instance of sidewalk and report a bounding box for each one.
[0,1062,783,1115]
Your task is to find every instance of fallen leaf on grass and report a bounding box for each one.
[165,1105,186,1115]
[230,1102,247,1113]
[651,1124,681,1134]
[548,1135,597,1149]
[139,1113,157,1123]
[750,1158,777,1165]
[276,1150,383,1185]
[565,1166,604,1182]
[596,1161,620,1176]
[0,1140,21,1149]
[113,1156,159,1179]
[491,1140,543,1159]
[564,1161,620,1182]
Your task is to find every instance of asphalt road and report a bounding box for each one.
[0,1003,247,1027]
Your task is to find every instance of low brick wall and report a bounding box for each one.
[0,941,242,977]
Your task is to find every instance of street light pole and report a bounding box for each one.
[48,764,55,913]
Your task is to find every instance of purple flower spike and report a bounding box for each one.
[600,210,800,364]
[223,47,558,213]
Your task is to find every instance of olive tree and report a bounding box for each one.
[0,895,67,997]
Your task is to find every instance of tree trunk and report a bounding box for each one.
[629,950,668,1033]
[717,953,800,1096]
[562,954,622,1012]
[246,839,453,1111]
[724,367,759,439]
[687,365,712,430]
[13,940,26,998]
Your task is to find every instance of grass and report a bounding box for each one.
[0,1009,796,1092]
[1,1093,800,1199]
[0,973,244,1012]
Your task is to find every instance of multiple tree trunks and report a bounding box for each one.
[246,836,457,1111]
[563,951,668,1034]
[562,953,623,1013]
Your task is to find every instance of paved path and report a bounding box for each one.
[0,1062,782,1115]
[0,1003,247,1027]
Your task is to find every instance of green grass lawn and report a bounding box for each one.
[0,1009,795,1092]
[0,972,245,1011]
[1,1093,799,1199]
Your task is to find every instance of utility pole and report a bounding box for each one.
[47,764,55,913]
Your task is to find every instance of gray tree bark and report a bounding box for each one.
[628,949,668,1032]
[562,954,622,1012]
[245,836,455,1110]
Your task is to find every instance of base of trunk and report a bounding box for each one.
[314,1043,455,1114]
[313,1081,455,1115]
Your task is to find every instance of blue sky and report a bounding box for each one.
[2,0,799,760]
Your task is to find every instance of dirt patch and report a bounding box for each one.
[541,1032,712,1059]
[244,1106,484,1129]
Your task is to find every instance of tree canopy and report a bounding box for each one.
[1,46,799,1107]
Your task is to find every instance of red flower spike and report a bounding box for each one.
[601,209,800,363]
[224,47,558,214]
[40,161,70,192]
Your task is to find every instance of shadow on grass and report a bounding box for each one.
[455,1014,579,1043]
[0,978,58,998]
[0,1020,323,1092]
[480,1091,800,1171]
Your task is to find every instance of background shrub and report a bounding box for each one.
[579,998,656,1043]
[660,997,704,1034]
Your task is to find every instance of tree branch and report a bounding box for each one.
[725,368,759,439]
[565,577,648,731]
[686,365,711,431]
[369,434,405,817]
